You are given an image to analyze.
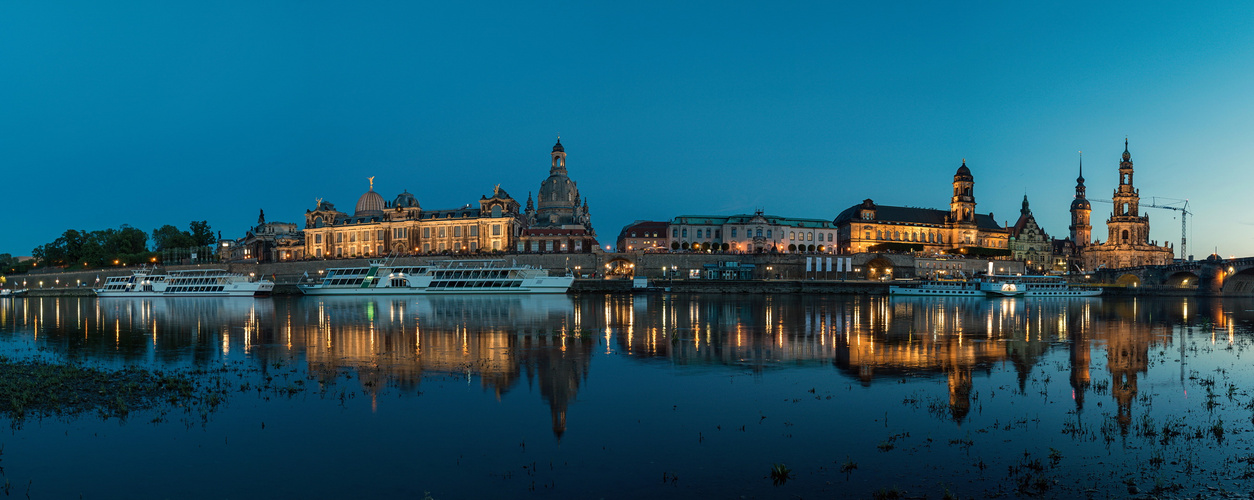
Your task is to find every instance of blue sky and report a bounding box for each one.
[3,1,1252,258]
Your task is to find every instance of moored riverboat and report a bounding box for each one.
[297,259,573,295]
[889,276,1025,297]
[95,268,273,297]
[1019,275,1102,297]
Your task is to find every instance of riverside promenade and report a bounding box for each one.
[0,252,1161,297]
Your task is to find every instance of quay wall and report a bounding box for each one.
[9,252,1209,297]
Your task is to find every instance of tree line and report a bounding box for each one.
[7,221,216,274]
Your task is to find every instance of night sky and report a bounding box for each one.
[4,1,1252,258]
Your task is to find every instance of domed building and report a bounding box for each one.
[354,179,386,217]
[520,139,599,253]
[303,178,522,259]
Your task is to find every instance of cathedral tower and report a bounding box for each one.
[949,160,976,224]
[1106,140,1149,245]
[1069,154,1092,246]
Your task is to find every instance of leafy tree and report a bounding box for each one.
[188,221,215,246]
[115,225,148,254]
[152,225,195,251]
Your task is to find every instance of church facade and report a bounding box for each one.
[1078,141,1173,270]
[834,161,1010,255]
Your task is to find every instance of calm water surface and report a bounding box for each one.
[1,293,1253,499]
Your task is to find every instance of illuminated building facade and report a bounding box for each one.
[301,141,602,259]
[229,209,305,262]
[1009,195,1052,273]
[667,210,836,253]
[834,161,1010,255]
[616,220,670,252]
[1081,141,1173,270]
[303,180,523,259]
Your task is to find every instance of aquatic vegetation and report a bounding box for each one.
[0,356,212,425]
[769,463,791,485]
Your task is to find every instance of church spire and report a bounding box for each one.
[1077,151,1084,183]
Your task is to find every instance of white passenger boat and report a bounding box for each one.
[889,276,1025,297]
[95,268,274,297]
[1019,275,1102,297]
[297,259,573,295]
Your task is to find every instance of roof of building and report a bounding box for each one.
[954,160,973,181]
[834,202,1003,231]
[355,189,385,217]
[670,214,835,229]
[616,221,669,241]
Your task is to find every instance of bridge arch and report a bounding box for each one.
[1221,268,1254,296]
[1164,271,1199,290]
[1115,274,1142,288]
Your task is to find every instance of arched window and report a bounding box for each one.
[1122,229,1129,241]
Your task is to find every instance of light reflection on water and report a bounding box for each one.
[0,294,1252,498]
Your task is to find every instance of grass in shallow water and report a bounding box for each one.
[0,356,213,423]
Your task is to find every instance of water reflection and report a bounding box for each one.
[1,294,1252,437]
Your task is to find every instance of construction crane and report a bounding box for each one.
[1090,197,1191,260]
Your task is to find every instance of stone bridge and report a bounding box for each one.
[1092,256,1254,296]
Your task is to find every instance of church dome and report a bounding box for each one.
[1070,198,1091,210]
[355,189,385,217]
[538,176,578,211]
[552,139,564,153]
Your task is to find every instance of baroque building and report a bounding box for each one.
[518,139,599,253]
[835,161,1010,255]
[1080,141,1173,270]
[303,178,523,259]
[667,211,836,253]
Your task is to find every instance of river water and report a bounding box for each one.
[0,293,1252,499]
